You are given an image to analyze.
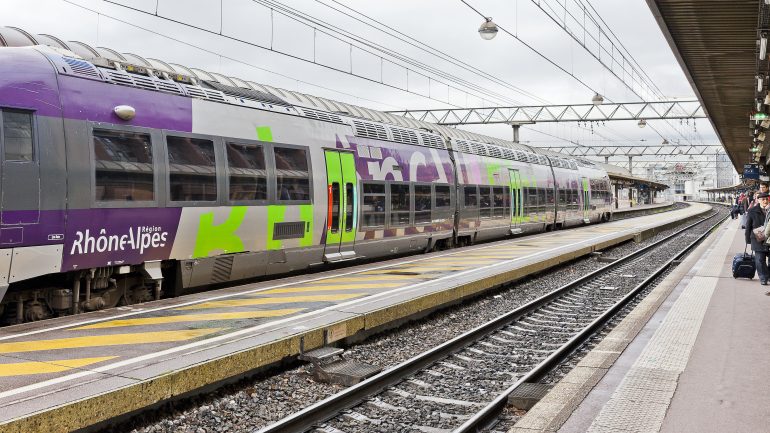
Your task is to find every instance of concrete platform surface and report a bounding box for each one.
[613,201,674,214]
[0,203,711,433]
[545,216,770,432]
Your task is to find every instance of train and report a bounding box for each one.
[0,26,613,323]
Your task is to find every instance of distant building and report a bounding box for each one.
[715,152,735,188]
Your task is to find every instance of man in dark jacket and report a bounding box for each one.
[745,192,770,284]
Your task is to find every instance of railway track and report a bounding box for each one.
[256,209,726,433]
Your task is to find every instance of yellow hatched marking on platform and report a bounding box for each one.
[427,258,494,263]
[397,264,467,270]
[177,293,364,310]
[460,255,516,259]
[72,309,305,330]
[260,283,402,294]
[0,356,118,376]
[0,328,223,354]
[396,266,470,273]
[320,275,424,283]
[357,269,441,275]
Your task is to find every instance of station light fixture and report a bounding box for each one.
[591,93,604,106]
[753,112,769,121]
[761,33,768,60]
[758,75,765,93]
[478,17,498,40]
[637,119,647,128]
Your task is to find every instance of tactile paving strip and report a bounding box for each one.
[585,223,731,433]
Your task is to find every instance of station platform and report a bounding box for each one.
[0,203,713,433]
[510,212,769,432]
[613,201,674,216]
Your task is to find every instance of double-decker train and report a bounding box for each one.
[0,26,612,323]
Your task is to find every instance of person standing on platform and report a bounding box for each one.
[746,192,770,285]
[740,192,750,214]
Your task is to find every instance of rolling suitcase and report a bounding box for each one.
[732,246,756,279]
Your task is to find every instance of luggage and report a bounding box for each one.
[733,246,756,279]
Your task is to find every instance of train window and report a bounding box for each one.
[93,129,154,202]
[435,184,451,208]
[345,183,354,231]
[226,142,267,201]
[361,182,385,227]
[527,187,538,212]
[546,187,554,205]
[390,183,411,226]
[558,188,567,205]
[537,188,546,212]
[479,186,492,218]
[2,109,34,161]
[167,136,217,202]
[464,185,477,208]
[414,184,432,224]
[274,146,311,202]
[492,186,506,217]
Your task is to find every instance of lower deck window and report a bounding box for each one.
[93,129,154,202]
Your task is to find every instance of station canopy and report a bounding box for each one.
[647,0,757,172]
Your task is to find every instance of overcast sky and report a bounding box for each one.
[0,0,721,169]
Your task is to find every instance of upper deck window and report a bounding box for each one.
[2,109,34,162]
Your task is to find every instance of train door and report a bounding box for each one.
[581,177,590,223]
[509,169,522,233]
[0,109,40,231]
[323,149,357,261]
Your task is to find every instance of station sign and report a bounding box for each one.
[744,163,760,179]
[753,112,770,120]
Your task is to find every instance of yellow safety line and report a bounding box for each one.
[72,309,305,330]
[259,282,402,294]
[0,328,223,354]
[0,356,118,376]
[176,293,364,310]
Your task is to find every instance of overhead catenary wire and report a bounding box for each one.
[458,0,607,102]
[103,0,525,108]
[253,0,528,107]
[519,0,704,148]
[60,0,409,110]
[316,0,551,105]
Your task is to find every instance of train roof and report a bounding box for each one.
[0,25,624,173]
